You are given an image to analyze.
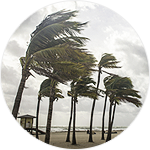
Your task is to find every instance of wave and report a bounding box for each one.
[37,126,127,132]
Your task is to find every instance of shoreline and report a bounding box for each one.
[33,130,123,149]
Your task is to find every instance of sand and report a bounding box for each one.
[34,131,123,149]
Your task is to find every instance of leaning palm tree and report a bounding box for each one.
[12,10,97,144]
[89,53,121,142]
[12,10,90,119]
[43,78,65,144]
[106,89,142,141]
[65,66,97,143]
[104,75,142,142]
[67,76,98,145]
[36,79,64,139]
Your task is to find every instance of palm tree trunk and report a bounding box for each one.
[72,98,76,145]
[101,94,107,140]
[66,96,73,142]
[111,102,116,126]
[89,99,95,142]
[45,85,54,144]
[12,70,27,119]
[106,101,113,142]
[36,95,41,139]
[89,68,101,142]
[109,102,117,139]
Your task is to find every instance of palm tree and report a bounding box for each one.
[43,78,65,144]
[89,53,121,142]
[36,79,64,139]
[12,10,90,119]
[104,76,142,142]
[67,76,98,145]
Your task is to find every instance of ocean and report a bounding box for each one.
[37,126,127,132]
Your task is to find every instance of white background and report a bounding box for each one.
[0,0,149,149]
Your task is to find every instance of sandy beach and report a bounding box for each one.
[34,131,123,149]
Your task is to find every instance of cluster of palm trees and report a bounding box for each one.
[12,10,142,145]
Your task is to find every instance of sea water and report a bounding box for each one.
[37,126,127,132]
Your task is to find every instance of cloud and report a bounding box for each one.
[1,62,20,86]
[11,8,49,44]
[115,39,149,75]
[5,40,25,57]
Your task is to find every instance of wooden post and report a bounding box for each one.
[25,118,27,129]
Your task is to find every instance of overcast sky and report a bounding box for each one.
[1,1,149,128]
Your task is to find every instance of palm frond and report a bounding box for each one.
[39,78,64,100]
[70,76,98,100]
[99,53,121,68]
[104,75,142,107]
[115,96,142,107]
[104,75,133,90]
[21,10,96,87]
[27,10,88,56]
[102,61,121,68]
[31,10,78,38]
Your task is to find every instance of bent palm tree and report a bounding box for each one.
[43,78,65,144]
[89,53,121,142]
[36,79,64,139]
[67,76,98,145]
[104,75,142,142]
[12,10,91,119]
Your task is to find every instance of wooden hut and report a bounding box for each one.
[17,114,36,129]
[17,114,45,135]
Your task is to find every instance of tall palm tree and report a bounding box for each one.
[67,76,98,145]
[43,78,65,144]
[104,76,142,142]
[89,53,121,142]
[12,10,90,119]
[36,79,64,139]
